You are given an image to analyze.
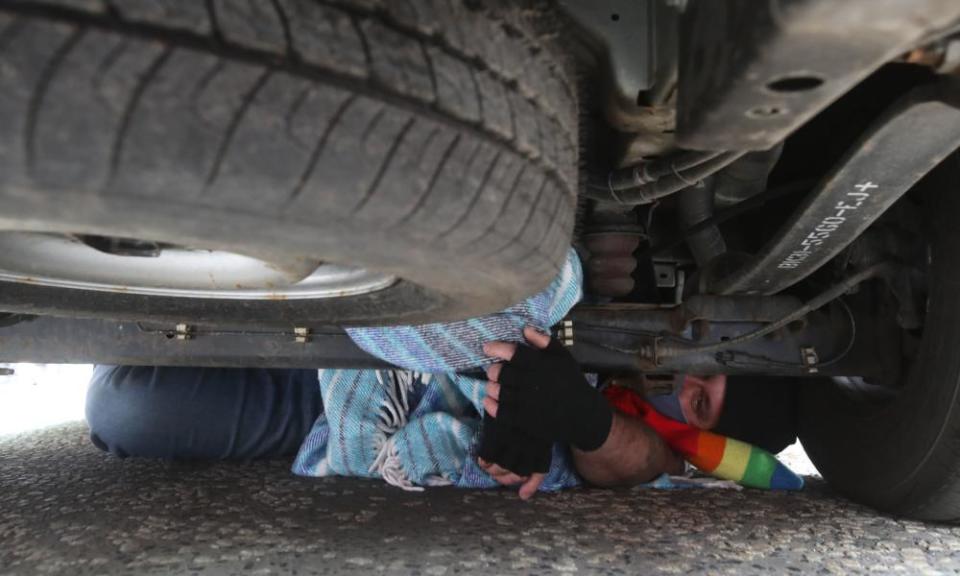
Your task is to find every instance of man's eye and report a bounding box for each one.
[695,394,706,417]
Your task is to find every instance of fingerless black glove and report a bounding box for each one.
[496,338,613,451]
[477,413,552,476]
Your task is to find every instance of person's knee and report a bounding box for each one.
[85,366,171,458]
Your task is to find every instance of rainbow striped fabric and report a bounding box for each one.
[604,386,803,490]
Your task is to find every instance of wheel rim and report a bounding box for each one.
[0,232,396,300]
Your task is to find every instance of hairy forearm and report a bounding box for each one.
[572,411,684,487]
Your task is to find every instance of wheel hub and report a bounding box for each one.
[0,232,395,300]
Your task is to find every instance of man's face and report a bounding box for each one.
[678,374,727,429]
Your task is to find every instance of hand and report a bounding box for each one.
[483,326,613,451]
[478,457,546,501]
[477,411,551,500]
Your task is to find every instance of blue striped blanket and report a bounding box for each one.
[292,249,584,492]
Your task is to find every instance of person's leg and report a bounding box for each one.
[85,366,321,460]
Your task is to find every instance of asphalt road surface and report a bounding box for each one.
[2,422,960,575]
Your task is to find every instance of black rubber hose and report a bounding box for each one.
[677,180,726,266]
[713,144,784,206]
[639,179,816,259]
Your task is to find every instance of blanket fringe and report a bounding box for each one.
[370,436,424,492]
[369,371,445,492]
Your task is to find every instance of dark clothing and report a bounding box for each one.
[85,366,321,460]
[714,375,799,454]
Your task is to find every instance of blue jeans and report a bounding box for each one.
[85,366,322,460]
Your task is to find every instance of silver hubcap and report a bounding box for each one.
[0,232,395,300]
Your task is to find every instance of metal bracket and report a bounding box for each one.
[174,323,193,341]
[556,319,575,347]
[800,346,820,374]
[294,327,311,344]
[653,262,685,304]
[653,261,677,288]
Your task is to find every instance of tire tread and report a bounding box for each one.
[0,0,578,323]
